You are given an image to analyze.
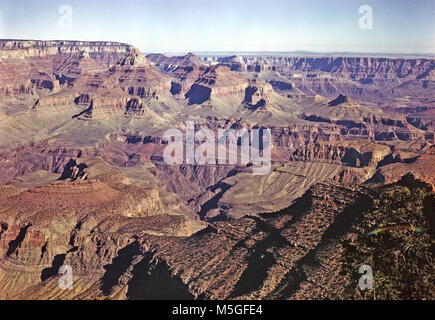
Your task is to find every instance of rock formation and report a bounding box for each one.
[0,40,433,300]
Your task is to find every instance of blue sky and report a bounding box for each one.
[0,0,433,54]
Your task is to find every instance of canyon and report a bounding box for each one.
[0,40,433,299]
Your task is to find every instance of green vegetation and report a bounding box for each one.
[343,173,434,300]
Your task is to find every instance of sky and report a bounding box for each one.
[0,0,433,54]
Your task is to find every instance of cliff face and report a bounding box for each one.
[0,155,207,298]
[0,40,135,97]
[0,179,354,299]
[185,65,249,104]
[254,56,435,80]
[107,54,172,99]
[0,142,83,185]
[291,141,391,167]
[368,145,435,189]
[0,40,134,60]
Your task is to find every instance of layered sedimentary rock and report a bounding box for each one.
[147,52,205,72]
[0,40,134,61]
[0,41,433,300]
[368,145,435,188]
[0,41,135,97]
[291,140,391,167]
[300,94,422,141]
[75,96,131,119]
[241,56,435,80]
[217,55,247,72]
[5,177,430,300]
[107,52,172,99]
[185,65,249,104]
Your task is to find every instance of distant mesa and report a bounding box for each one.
[146,52,205,72]
[217,55,247,72]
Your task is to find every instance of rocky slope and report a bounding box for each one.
[3,174,432,300]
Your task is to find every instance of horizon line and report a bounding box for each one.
[0,39,433,58]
